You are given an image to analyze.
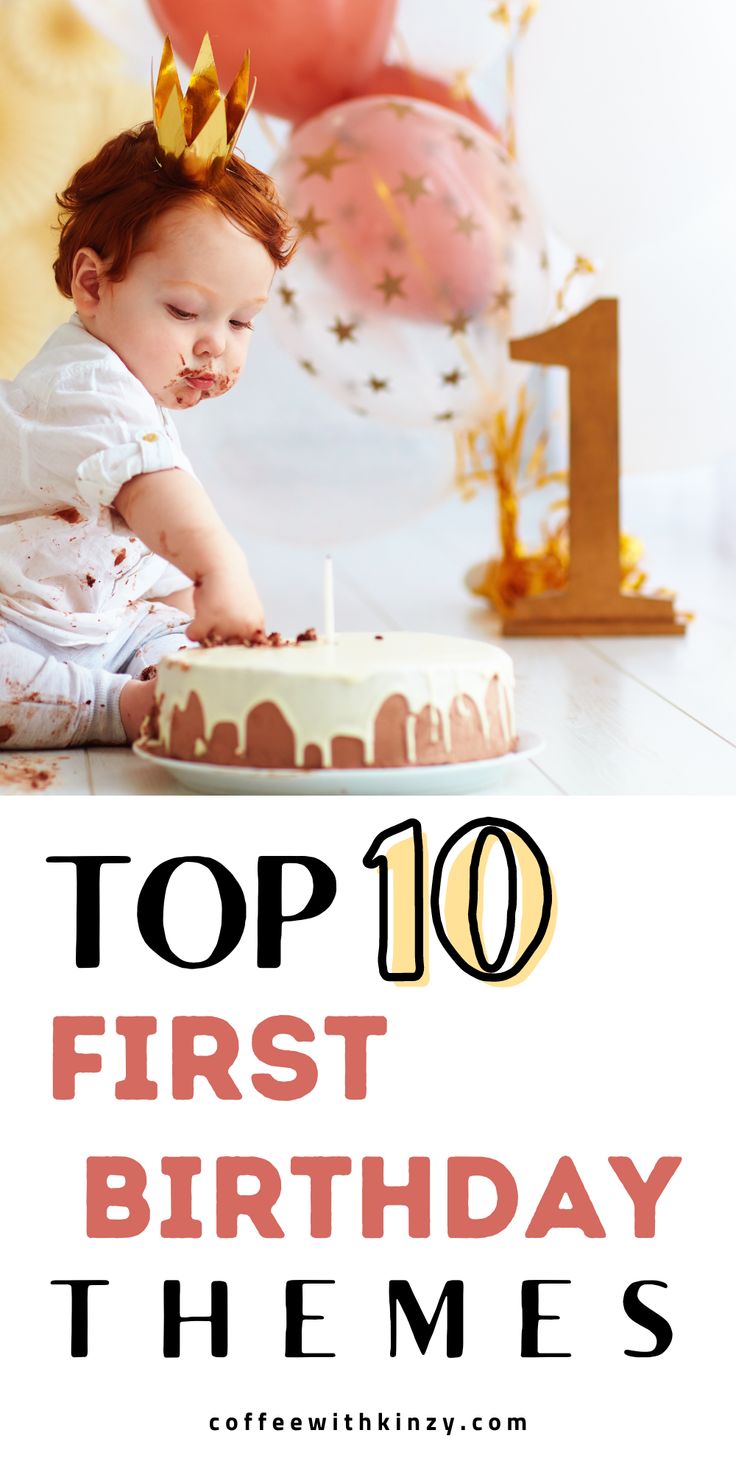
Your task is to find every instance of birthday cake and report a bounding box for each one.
[142,631,516,768]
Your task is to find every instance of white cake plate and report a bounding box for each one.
[132,731,544,796]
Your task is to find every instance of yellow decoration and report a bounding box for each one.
[298,142,353,182]
[491,285,514,312]
[0,0,150,376]
[555,254,597,315]
[328,318,359,344]
[454,212,481,237]
[446,310,471,336]
[152,33,256,182]
[374,269,407,304]
[3,0,122,92]
[0,69,90,237]
[295,206,329,242]
[456,387,682,619]
[449,67,474,102]
[393,172,430,205]
[381,100,415,119]
[502,0,541,157]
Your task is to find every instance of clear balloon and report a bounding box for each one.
[178,317,456,546]
[147,0,398,124]
[270,96,551,430]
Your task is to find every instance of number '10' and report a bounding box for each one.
[363,818,556,986]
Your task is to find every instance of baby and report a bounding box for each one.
[0,84,293,750]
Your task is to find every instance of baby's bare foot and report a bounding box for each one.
[119,677,157,743]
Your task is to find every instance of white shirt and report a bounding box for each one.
[0,313,194,649]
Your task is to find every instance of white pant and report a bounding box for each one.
[0,602,193,748]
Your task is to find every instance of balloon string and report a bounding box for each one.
[504,50,517,158]
[503,0,540,158]
[555,255,597,316]
[254,109,280,157]
[391,26,413,68]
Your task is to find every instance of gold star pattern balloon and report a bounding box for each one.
[271,96,551,429]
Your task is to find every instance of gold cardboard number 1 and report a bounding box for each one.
[507,299,686,636]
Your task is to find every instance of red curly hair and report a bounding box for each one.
[53,120,296,296]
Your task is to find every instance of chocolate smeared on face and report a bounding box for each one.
[164,365,239,401]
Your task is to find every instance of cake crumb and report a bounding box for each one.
[199,627,314,650]
[0,758,57,790]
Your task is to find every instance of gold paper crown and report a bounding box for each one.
[152,33,256,182]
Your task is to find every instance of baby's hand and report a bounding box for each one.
[188,563,265,644]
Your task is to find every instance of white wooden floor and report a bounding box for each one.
[1,470,734,797]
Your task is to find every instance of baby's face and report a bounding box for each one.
[78,200,274,410]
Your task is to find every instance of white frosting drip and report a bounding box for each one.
[156,632,516,766]
[406,712,417,764]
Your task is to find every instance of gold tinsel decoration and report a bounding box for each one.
[456,386,669,618]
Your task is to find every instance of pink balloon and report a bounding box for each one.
[147,0,398,123]
[352,62,500,139]
[275,96,542,324]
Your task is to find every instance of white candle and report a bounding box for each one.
[323,554,336,644]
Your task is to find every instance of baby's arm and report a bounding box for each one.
[115,469,263,641]
[156,586,195,617]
